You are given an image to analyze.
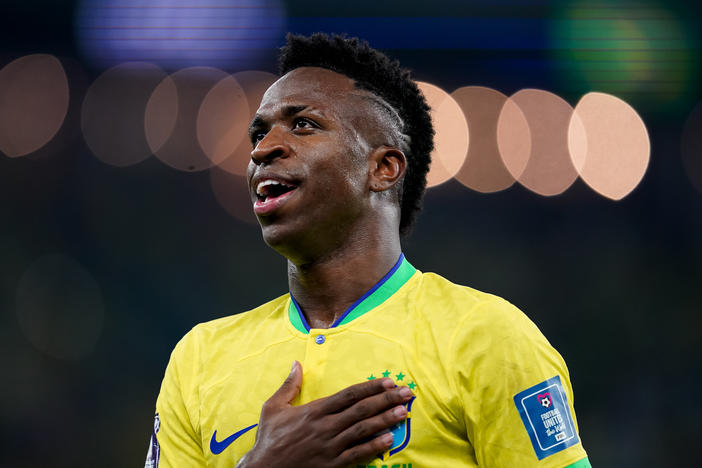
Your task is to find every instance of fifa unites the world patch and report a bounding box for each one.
[144,413,161,468]
[513,375,579,460]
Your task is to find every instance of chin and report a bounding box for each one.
[260,222,300,255]
[259,221,325,265]
[260,225,286,249]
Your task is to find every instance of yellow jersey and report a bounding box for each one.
[147,255,590,468]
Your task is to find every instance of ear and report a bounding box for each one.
[368,146,407,192]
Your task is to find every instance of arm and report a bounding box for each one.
[147,333,207,468]
[237,361,413,468]
[454,299,591,468]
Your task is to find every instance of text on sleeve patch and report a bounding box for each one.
[513,375,579,460]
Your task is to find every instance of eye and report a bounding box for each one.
[250,130,266,146]
[292,117,317,131]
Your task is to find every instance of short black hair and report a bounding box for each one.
[278,33,434,236]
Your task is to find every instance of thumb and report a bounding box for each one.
[269,360,302,406]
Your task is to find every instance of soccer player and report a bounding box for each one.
[147,33,591,468]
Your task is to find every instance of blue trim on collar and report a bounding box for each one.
[290,294,311,333]
[330,253,405,328]
[289,253,408,332]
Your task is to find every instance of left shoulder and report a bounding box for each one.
[410,271,550,353]
[413,271,499,311]
[414,271,533,326]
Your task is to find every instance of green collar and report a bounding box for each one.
[288,254,417,334]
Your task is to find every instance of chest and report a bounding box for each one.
[198,331,478,467]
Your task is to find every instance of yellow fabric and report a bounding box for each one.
[153,270,588,467]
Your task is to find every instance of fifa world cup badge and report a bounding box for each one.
[514,376,579,460]
[145,413,161,468]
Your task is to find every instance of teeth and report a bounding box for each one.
[256,179,292,197]
[256,179,281,196]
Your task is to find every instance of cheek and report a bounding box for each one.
[315,163,369,204]
[246,159,256,180]
[300,137,370,199]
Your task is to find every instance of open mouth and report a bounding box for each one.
[253,179,299,214]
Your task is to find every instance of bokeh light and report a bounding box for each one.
[215,70,278,176]
[569,92,650,200]
[210,165,257,225]
[496,96,532,184]
[550,0,699,111]
[15,254,105,360]
[452,86,519,193]
[681,101,702,194]
[144,74,178,158]
[0,54,69,158]
[82,62,167,167]
[208,71,278,224]
[145,66,229,171]
[196,75,249,167]
[417,81,470,188]
[75,0,286,70]
[502,89,579,196]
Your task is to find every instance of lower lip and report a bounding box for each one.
[253,188,298,215]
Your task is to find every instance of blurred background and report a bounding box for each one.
[0,0,700,466]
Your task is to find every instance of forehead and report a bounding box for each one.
[257,67,368,116]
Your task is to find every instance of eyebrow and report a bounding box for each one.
[248,104,310,135]
[282,104,309,117]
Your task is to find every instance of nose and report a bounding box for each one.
[250,127,289,166]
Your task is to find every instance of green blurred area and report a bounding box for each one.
[549,0,701,112]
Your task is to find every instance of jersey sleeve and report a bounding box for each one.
[147,328,207,468]
[451,298,591,468]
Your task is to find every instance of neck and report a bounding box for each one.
[287,230,402,329]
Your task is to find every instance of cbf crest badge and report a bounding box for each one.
[366,369,417,460]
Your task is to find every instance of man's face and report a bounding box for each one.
[246,67,381,259]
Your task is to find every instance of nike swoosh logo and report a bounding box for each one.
[210,423,258,455]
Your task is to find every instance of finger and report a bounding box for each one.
[333,385,412,429]
[333,404,408,449]
[335,432,395,467]
[317,378,395,414]
[267,360,302,408]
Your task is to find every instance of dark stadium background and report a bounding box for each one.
[1,0,700,466]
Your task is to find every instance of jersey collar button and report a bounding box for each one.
[314,334,325,345]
